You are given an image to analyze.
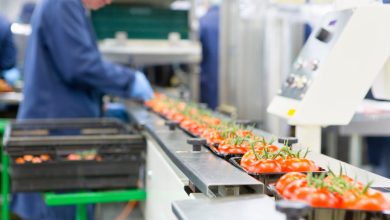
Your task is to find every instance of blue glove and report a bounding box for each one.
[129,71,154,101]
[2,67,21,86]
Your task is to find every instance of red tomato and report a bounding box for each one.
[275,172,306,193]
[352,193,388,211]
[283,158,317,172]
[340,190,360,209]
[243,159,282,173]
[292,187,341,208]
[218,143,248,155]
[264,145,279,153]
[281,179,308,199]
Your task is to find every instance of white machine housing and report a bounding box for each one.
[268,6,390,126]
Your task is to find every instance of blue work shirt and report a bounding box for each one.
[13,0,137,219]
[199,6,220,110]
[17,0,136,120]
[0,14,16,72]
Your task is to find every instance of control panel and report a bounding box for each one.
[279,10,353,100]
[268,5,390,126]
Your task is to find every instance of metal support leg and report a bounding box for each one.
[295,125,322,154]
[325,129,338,158]
[2,151,10,220]
[76,204,87,220]
[349,134,363,167]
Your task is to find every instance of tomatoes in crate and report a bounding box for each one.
[275,172,390,211]
[240,141,318,174]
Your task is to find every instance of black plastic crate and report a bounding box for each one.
[12,175,141,192]
[5,118,131,138]
[5,134,146,192]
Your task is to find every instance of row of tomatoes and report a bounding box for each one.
[146,94,319,174]
[146,94,390,211]
[146,94,269,153]
[276,172,390,211]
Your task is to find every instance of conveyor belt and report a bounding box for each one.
[125,102,263,196]
[125,100,390,191]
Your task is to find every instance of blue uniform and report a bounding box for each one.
[17,0,137,120]
[0,14,16,72]
[13,0,139,219]
[199,6,220,110]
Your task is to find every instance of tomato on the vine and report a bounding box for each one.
[275,172,306,193]
[218,142,248,155]
[281,179,308,199]
[292,187,341,208]
[283,158,318,172]
[244,159,282,173]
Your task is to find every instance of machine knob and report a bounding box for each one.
[275,200,311,220]
[187,138,207,152]
[307,59,319,71]
[286,75,295,86]
[278,137,298,147]
[165,121,179,131]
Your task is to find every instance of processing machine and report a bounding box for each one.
[268,5,390,153]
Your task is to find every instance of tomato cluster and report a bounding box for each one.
[15,154,51,164]
[145,94,265,155]
[276,172,390,211]
[146,94,321,174]
[240,143,318,173]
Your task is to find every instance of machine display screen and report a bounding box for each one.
[316,28,332,43]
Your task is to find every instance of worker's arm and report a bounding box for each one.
[44,0,145,98]
[0,18,17,71]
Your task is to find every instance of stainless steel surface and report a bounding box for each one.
[172,195,286,220]
[339,113,390,136]
[125,101,264,196]
[219,0,268,122]
[99,40,201,66]
[0,92,23,104]
[101,40,201,102]
[219,1,306,136]
[306,150,390,187]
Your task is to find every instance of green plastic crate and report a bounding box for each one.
[91,4,189,40]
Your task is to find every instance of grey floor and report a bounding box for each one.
[96,202,144,220]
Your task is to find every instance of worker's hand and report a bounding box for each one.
[3,67,21,86]
[129,71,154,101]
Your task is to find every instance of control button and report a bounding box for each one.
[307,59,319,71]
[286,75,295,86]
[293,76,306,89]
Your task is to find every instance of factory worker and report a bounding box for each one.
[12,0,153,219]
[199,0,220,110]
[0,14,17,78]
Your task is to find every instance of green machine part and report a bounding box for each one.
[91,4,189,40]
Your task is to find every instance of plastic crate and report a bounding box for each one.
[5,118,131,138]
[4,123,146,192]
